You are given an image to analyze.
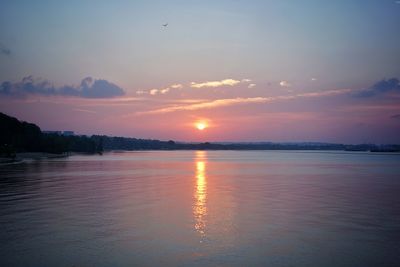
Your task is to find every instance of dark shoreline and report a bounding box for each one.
[2,149,399,165]
[2,112,400,158]
[0,152,68,165]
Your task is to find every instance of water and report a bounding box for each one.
[1,151,399,267]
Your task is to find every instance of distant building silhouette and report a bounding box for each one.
[62,131,74,136]
[43,131,74,136]
[43,131,62,135]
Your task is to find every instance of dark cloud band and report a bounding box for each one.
[352,78,400,97]
[0,43,11,56]
[0,76,125,98]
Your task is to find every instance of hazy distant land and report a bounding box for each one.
[1,112,399,161]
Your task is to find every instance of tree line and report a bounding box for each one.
[1,112,399,157]
[0,112,102,156]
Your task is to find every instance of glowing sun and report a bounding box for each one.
[195,122,207,131]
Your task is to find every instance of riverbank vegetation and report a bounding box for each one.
[0,113,102,156]
[1,112,399,158]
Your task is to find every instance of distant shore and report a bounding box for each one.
[2,112,400,157]
[0,152,68,165]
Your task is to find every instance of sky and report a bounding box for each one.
[1,0,400,143]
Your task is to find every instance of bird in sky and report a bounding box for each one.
[162,23,168,27]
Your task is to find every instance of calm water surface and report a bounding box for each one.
[1,151,400,267]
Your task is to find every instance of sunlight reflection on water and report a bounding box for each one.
[194,151,207,239]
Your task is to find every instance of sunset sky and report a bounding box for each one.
[1,0,400,143]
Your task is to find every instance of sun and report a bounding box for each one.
[195,122,207,131]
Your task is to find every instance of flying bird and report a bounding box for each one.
[162,23,168,27]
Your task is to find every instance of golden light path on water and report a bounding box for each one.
[193,151,207,238]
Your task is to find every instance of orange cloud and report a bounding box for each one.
[136,88,352,115]
[190,79,241,88]
[279,80,291,87]
[135,78,252,96]
[149,89,159,95]
[170,84,183,89]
